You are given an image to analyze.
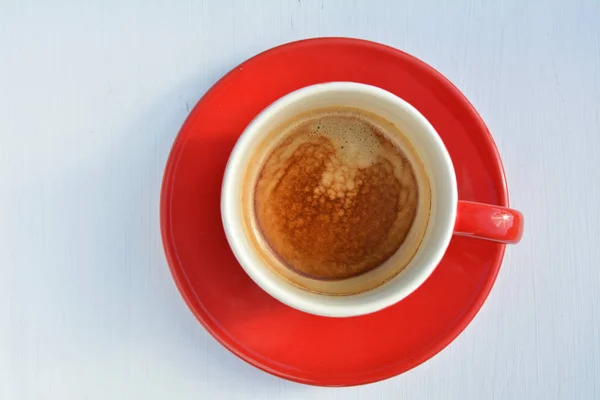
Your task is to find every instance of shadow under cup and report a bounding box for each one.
[222,83,457,317]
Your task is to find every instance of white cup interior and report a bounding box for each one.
[222,82,457,317]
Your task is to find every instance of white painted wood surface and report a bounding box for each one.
[1,0,599,398]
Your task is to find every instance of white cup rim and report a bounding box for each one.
[221,82,457,317]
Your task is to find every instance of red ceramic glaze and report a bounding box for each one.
[455,201,524,244]
[161,38,517,386]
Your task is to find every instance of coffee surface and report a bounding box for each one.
[254,108,419,280]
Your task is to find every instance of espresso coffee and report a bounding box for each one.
[250,107,422,282]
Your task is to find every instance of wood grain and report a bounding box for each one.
[1,0,599,398]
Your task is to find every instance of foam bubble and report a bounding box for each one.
[304,116,381,169]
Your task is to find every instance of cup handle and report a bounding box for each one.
[454,201,524,244]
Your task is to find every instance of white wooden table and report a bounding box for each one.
[1,0,599,398]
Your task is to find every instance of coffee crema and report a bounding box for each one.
[250,107,421,281]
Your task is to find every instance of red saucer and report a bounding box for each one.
[161,38,509,386]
